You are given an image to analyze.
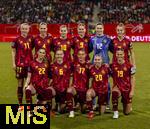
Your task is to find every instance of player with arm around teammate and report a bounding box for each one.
[24,48,55,116]
[49,49,72,114]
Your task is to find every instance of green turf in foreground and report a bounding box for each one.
[0,43,150,129]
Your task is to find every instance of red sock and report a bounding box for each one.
[112,91,119,111]
[17,87,23,104]
[86,100,93,112]
[25,89,32,104]
[66,93,73,111]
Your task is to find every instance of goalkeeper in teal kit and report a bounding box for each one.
[89,23,113,109]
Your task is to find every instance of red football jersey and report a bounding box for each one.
[111,62,135,92]
[90,64,110,93]
[72,35,90,62]
[50,62,72,92]
[29,60,50,90]
[112,37,132,63]
[11,35,34,67]
[34,34,53,61]
[73,62,90,92]
[53,37,73,62]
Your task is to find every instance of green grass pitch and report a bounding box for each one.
[0,42,150,129]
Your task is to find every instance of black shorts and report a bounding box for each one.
[16,66,28,79]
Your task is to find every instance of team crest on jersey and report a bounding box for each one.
[101,70,105,74]
[67,41,70,45]
[77,64,80,67]
[47,39,50,44]
[102,39,107,44]
[123,42,126,47]
[64,64,67,68]
[35,66,38,69]
[45,64,48,68]
[114,42,118,46]
[117,46,122,49]
[114,67,118,71]
[123,66,127,71]
[85,64,88,69]
[93,72,96,75]
[85,39,88,43]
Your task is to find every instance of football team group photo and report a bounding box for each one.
[0,0,150,129]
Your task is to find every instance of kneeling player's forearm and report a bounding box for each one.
[48,79,53,86]
[69,76,73,87]
[89,78,93,88]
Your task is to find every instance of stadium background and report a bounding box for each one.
[0,0,150,129]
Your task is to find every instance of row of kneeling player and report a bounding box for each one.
[23,48,135,119]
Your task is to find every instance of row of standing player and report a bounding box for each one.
[11,22,136,119]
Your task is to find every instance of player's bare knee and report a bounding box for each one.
[18,80,23,87]
[86,90,92,100]
[48,87,56,96]
[67,87,73,94]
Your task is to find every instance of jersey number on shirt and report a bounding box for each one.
[38,68,45,75]
[59,69,63,75]
[80,42,84,48]
[16,67,22,73]
[96,44,102,50]
[79,68,85,74]
[117,70,123,77]
[95,74,102,81]
[61,45,67,51]
[24,43,30,49]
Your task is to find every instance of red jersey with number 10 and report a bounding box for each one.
[112,37,132,63]
[53,37,73,62]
